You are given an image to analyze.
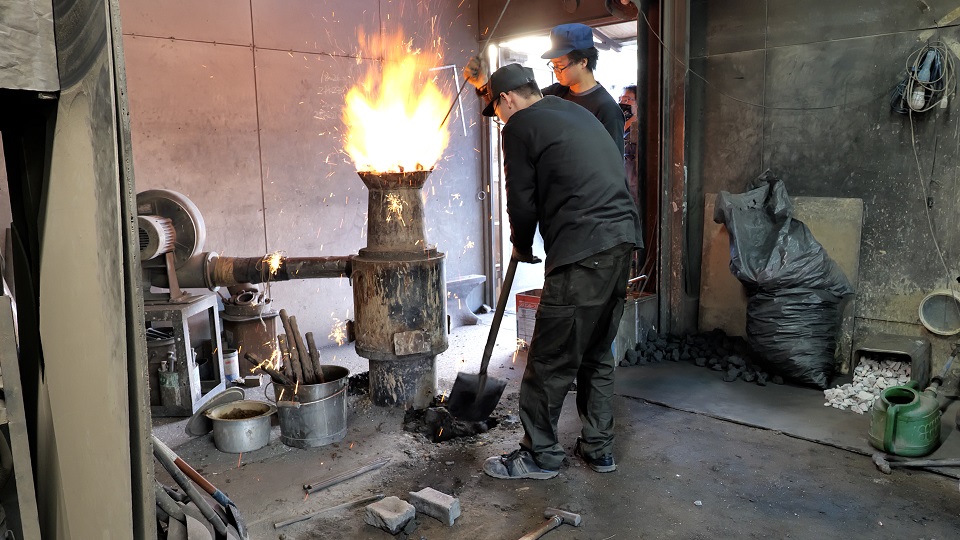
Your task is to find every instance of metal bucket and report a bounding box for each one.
[205,400,276,453]
[273,365,349,449]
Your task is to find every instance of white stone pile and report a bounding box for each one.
[823,356,911,414]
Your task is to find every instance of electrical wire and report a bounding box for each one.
[891,42,956,114]
[908,110,960,328]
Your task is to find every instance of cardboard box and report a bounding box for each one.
[516,289,541,348]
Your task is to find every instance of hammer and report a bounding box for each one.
[517,508,582,540]
[872,452,960,474]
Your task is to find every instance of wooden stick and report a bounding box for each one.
[279,310,311,383]
[243,352,295,386]
[289,315,317,384]
[305,331,325,383]
[277,334,298,382]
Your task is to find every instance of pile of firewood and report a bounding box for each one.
[244,309,325,386]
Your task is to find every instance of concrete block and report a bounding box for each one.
[365,496,415,534]
[408,487,461,526]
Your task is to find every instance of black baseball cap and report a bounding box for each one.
[482,63,537,117]
[540,23,595,59]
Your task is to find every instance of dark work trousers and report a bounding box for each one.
[519,242,633,470]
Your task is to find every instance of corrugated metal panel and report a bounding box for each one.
[0,0,59,91]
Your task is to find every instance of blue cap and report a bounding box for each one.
[541,23,595,59]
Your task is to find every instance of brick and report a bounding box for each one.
[364,496,416,534]
[408,487,461,526]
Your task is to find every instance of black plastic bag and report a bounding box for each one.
[714,174,853,388]
[745,289,844,388]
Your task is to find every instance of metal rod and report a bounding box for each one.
[439,0,513,128]
[303,457,391,494]
[274,493,384,529]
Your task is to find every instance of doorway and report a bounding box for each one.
[485,20,650,313]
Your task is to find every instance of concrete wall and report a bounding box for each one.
[688,0,960,367]
[117,0,484,346]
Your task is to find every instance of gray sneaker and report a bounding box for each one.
[483,449,559,480]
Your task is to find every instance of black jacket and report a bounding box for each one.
[502,96,641,274]
[542,82,625,157]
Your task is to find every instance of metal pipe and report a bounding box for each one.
[209,255,352,286]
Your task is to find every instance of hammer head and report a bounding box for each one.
[544,508,582,527]
[872,453,892,474]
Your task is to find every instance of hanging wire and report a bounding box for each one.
[891,41,956,114]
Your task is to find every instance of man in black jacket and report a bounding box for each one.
[472,63,641,480]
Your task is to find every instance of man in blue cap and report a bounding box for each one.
[470,63,641,480]
[464,23,625,156]
[541,23,625,156]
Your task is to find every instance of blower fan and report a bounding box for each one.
[136,189,214,302]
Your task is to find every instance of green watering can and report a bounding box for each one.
[868,379,942,457]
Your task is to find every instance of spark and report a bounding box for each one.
[263,251,284,276]
[385,193,406,225]
[329,319,348,346]
[237,453,243,468]
[438,428,444,437]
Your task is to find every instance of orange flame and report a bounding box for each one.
[343,30,450,172]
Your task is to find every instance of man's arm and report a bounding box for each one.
[502,129,538,261]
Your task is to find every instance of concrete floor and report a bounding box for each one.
[154,313,960,539]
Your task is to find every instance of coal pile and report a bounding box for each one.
[403,397,498,443]
[348,371,370,395]
[620,328,785,386]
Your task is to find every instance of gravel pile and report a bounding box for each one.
[823,356,911,414]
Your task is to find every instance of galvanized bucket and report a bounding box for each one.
[273,365,349,449]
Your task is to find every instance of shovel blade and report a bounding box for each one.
[447,372,507,421]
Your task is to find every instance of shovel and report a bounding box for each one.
[153,435,247,539]
[448,257,519,421]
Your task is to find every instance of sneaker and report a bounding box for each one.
[574,438,616,473]
[482,449,559,480]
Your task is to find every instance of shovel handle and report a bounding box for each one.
[152,436,227,535]
[154,435,235,508]
[479,257,519,376]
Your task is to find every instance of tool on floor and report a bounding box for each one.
[303,457,391,494]
[166,515,188,540]
[181,503,215,540]
[439,0,513,128]
[274,493,384,529]
[872,452,960,474]
[448,257,518,421]
[154,435,248,539]
[155,481,187,524]
[517,508,582,540]
[152,435,231,538]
